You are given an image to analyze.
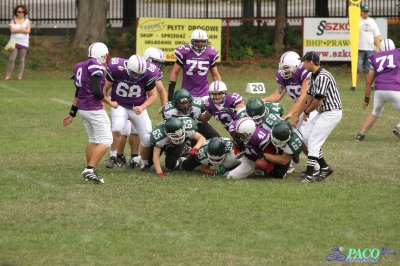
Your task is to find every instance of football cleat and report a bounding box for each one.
[355,133,365,142]
[141,165,152,172]
[81,168,104,184]
[301,169,320,177]
[393,126,400,139]
[315,165,334,182]
[116,155,128,168]
[298,174,315,183]
[105,156,117,168]
[286,164,295,174]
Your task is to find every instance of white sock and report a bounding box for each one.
[314,164,320,171]
[133,156,141,164]
[141,159,149,167]
[110,150,117,157]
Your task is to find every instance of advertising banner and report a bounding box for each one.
[303,17,387,61]
[137,18,222,62]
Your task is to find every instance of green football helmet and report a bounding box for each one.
[246,97,267,125]
[207,137,228,166]
[173,88,193,115]
[165,117,186,144]
[271,120,292,148]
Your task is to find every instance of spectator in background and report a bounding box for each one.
[3,5,31,81]
[168,29,221,101]
[354,4,380,91]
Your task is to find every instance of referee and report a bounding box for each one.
[292,51,342,183]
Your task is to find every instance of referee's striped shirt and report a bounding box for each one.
[307,67,342,112]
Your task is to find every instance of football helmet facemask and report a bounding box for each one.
[246,97,266,126]
[278,51,301,79]
[165,117,186,145]
[88,42,110,65]
[208,81,228,105]
[127,54,147,82]
[191,29,208,54]
[173,88,193,115]
[271,120,292,148]
[207,137,228,166]
[235,118,256,144]
[143,47,166,71]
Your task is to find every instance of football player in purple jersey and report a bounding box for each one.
[62,42,118,184]
[355,39,400,141]
[262,51,312,128]
[226,118,277,179]
[168,29,221,100]
[103,54,159,171]
[119,47,168,169]
[199,80,245,132]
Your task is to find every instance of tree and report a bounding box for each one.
[72,0,109,48]
[123,0,136,27]
[273,0,287,53]
[316,0,330,17]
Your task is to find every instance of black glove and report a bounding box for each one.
[168,81,176,101]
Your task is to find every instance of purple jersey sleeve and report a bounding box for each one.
[75,58,106,111]
[369,49,400,91]
[107,59,159,109]
[174,45,219,97]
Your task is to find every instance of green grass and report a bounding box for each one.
[0,61,399,266]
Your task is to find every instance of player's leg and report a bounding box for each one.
[226,157,255,179]
[181,154,201,171]
[128,109,153,171]
[165,143,187,170]
[356,90,385,141]
[386,91,400,138]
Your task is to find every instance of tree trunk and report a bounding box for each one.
[242,0,254,28]
[273,0,287,53]
[316,0,330,17]
[72,0,109,48]
[123,0,136,27]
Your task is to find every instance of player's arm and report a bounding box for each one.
[363,69,376,110]
[199,111,213,122]
[156,80,168,113]
[192,132,206,150]
[152,145,163,174]
[283,78,310,120]
[262,84,286,102]
[168,63,182,101]
[63,96,79,127]
[141,83,158,110]
[263,152,292,165]
[374,35,380,53]
[292,94,312,127]
[210,66,221,81]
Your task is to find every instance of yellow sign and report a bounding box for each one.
[304,39,350,47]
[136,18,222,62]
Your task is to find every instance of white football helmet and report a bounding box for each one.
[380,39,396,52]
[235,118,256,144]
[127,54,147,82]
[87,42,110,65]
[191,29,208,54]
[278,51,301,79]
[143,47,166,71]
[208,81,228,105]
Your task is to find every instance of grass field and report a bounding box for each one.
[0,51,399,265]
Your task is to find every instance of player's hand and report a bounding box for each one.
[189,148,198,155]
[363,101,369,110]
[133,105,144,115]
[283,113,292,121]
[158,105,163,114]
[62,115,74,127]
[157,172,166,178]
[111,101,118,109]
[215,165,227,175]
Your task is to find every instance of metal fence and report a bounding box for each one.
[0,0,398,28]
